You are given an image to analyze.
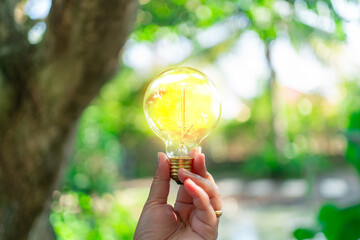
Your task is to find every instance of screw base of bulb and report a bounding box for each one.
[169,157,193,184]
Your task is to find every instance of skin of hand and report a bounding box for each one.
[134,151,222,240]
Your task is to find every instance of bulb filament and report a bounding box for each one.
[181,88,185,136]
[181,87,186,156]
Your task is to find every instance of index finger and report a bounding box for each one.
[193,152,218,189]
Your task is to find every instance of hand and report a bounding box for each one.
[134,151,221,240]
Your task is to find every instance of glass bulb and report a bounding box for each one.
[143,67,221,184]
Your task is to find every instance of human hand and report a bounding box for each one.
[134,151,221,240]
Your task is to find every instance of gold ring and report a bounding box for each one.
[214,210,222,218]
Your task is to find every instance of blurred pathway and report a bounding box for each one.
[119,167,360,240]
[216,167,360,240]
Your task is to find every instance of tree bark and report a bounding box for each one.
[0,0,137,239]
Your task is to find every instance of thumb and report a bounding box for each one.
[146,152,170,205]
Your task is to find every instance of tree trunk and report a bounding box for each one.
[28,200,56,240]
[265,41,286,162]
[0,0,137,239]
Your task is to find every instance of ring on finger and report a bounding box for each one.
[214,210,222,218]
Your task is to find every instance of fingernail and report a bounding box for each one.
[185,178,195,185]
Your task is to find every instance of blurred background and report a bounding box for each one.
[21,0,360,239]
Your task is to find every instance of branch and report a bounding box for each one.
[0,0,30,62]
[36,0,138,121]
[0,0,35,132]
[0,0,21,46]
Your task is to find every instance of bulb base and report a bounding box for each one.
[169,157,194,185]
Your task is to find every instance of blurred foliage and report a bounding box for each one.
[63,68,147,193]
[60,0,354,192]
[294,98,360,240]
[318,204,360,240]
[50,192,136,240]
[20,0,357,238]
[294,203,360,240]
[133,0,345,45]
[345,111,360,175]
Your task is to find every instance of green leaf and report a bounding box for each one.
[319,203,360,240]
[293,228,316,240]
[345,111,360,174]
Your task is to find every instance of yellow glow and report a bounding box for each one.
[144,67,221,156]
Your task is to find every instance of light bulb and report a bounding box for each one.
[143,67,221,184]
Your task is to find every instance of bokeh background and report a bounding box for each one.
[21,0,360,239]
